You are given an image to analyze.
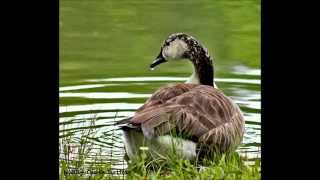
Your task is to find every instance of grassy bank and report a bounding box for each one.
[59,117,260,179]
[127,150,260,179]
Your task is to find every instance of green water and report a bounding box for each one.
[60,0,260,169]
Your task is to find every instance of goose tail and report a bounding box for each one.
[116,117,141,131]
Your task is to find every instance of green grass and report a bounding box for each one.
[59,116,260,179]
[60,117,113,180]
[127,150,260,179]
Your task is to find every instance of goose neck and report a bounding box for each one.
[189,55,214,87]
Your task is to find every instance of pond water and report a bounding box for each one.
[60,0,260,171]
[59,66,260,169]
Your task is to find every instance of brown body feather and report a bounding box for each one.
[128,83,245,153]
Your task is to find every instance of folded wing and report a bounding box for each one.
[129,83,245,151]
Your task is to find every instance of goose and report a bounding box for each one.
[118,32,245,160]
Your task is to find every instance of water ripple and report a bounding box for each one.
[85,76,260,85]
[60,103,142,113]
[59,74,261,164]
[60,92,151,99]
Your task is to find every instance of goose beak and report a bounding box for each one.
[150,53,167,69]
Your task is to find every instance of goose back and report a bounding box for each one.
[128,83,245,153]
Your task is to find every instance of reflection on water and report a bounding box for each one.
[60,84,116,91]
[232,65,261,76]
[60,92,151,99]
[60,83,149,92]
[85,76,260,85]
[59,65,261,168]
[60,103,142,113]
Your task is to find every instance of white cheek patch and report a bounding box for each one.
[163,39,188,60]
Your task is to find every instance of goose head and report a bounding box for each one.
[150,32,215,87]
[151,33,191,68]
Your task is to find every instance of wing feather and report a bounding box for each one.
[128,83,245,150]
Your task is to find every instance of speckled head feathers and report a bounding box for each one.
[161,33,212,63]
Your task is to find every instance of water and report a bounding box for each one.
[59,66,260,168]
[60,0,260,170]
